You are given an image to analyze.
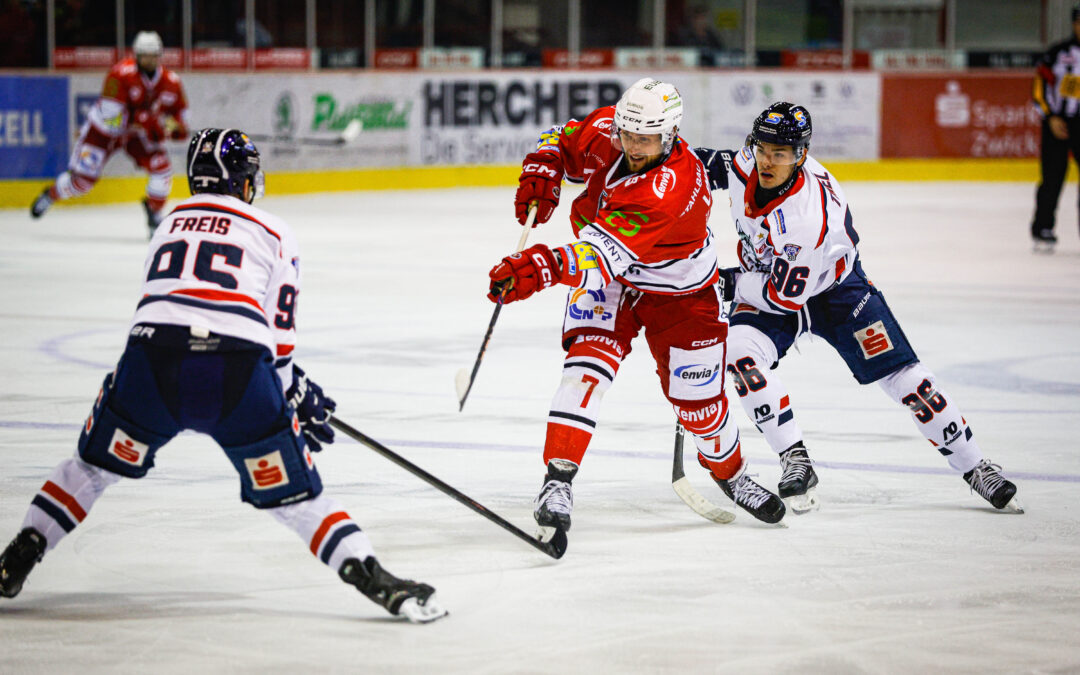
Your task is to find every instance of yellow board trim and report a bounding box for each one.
[2,159,1076,209]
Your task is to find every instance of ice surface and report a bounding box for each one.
[2,181,1079,673]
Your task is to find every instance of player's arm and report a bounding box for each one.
[515,122,570,226]
[161,72,191,140]
[89,72,130,137]
[1033,50,1055,118]
[265,235,300,390]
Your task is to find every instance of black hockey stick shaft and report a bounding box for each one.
[456,204,537,411]
[329,416,566,559]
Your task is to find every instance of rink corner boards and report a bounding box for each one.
[0,159,1072,209]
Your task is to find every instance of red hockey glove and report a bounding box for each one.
[488,244,564,304]
[515,151,563,226]
[133,110,165,143]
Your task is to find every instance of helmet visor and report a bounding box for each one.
[253,170,265,200]
[752,140,801,166]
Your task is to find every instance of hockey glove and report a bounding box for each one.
[165,116,190,141]
[693,147,731,192]
[515,151,563,226]
[286,365,337,451]
[488,243,564,304]
[718,266,740,303]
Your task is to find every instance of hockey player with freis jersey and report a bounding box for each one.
[1,129,447,623]
[693,102,1022,514]
[490,78,787,540]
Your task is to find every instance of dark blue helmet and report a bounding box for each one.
[187,128,263,201]
[751,102,812,152]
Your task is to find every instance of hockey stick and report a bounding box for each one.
[329,415,567,559]
[247,119,363,147]
[671,423,737,524]
[454,204,537,411]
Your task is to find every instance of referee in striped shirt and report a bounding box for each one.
[1031,4,1080,250]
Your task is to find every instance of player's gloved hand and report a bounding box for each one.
[286,365,337,451]
[693,147,730,192]
[133,110,165,143]
[488,243,563,304]
[718,266,740,302]
[515,151,563,226]
[166,117,190,141]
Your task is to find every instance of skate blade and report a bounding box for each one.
[535,525,557,543]
[783,488,820,515]
[1032,242,1055,254]
[1002,496,1025,514]
[399,595,449,624]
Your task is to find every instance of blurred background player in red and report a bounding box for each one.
[30,30,190,236]
[491,78,787,541]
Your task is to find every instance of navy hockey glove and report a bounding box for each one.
[693,147,731,192]
[286,365,337,451]
[515,151,563,226]
[718,266,740,302]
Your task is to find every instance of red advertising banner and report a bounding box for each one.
[780,50,870,69]
[55,47,308,71]
[541,49,615,68]
[53,47,117,69]
[375,49,419,69]
[881,72,1040,158]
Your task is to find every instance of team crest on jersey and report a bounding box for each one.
[855,321,894,358]
[108,429,149,466]
[568,288,612,321]
[244,451,290,490]
[783,243,802,261]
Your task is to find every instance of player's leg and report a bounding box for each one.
[2,337,179,598]
[818,262,1020,511]
[533,283,631,535]
[644,289,785,524]
[1031,119,1068,249]
[725,303,817,512]
[210,346,445,622]
[128,140,172,235]
[30,130,114,218]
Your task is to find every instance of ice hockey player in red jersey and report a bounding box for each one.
[30,31,190,236]
[490,78,787,542]
[693,102,1022,515]
[1,128,447,623]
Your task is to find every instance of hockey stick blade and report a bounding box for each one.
[671,424,736,524]
[329,416,566,559]
[456,205,537,411]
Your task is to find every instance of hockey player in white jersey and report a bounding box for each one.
[0,128,447,623]
[693,103,1022,514]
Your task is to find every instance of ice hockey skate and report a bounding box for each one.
[964,460,1023,513]
[339,556,447,623]
[534,458,577,543]
[30,188,53,219]
[714,464,786,524]
[143,198,163,236]
[1032,229,1057,254]
[0,528,46,598]
[778,444,819,514]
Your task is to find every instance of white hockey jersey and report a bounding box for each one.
[131,193,300,387]
[723,146,859,314]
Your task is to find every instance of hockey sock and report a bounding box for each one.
[268,494,375,571]
[726,325,804,453]
[145,170,171,213]
[54,171,96,201]
[21,456,121,551]
[543,337,622,466]
[878,363,984,473]
[688,402,743,480]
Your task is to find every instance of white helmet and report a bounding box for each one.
[613,77,684,155]
[132,31,163,56]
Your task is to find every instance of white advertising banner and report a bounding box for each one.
[702,72,881,159]
[69,69,882,178]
